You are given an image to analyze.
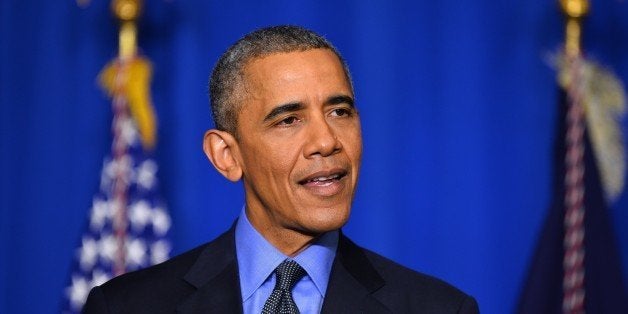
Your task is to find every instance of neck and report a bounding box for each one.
[245,208,321,257]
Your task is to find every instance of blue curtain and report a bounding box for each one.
[1,1,627,313]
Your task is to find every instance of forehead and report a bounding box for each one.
[241,49,352,101]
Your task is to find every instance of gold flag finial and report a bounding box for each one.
[112,0,143,59]
[112,0,142,21]
[559,0,589,18]
[559,0,589,58]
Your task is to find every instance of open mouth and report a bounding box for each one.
[298,170,348,186]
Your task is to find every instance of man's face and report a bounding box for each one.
[235,48,362,237]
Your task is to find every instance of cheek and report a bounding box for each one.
[265,136,303,165]
[245,140,300,183]
[343,127,363,161]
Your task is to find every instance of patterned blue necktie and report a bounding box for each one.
[262,260,306,314]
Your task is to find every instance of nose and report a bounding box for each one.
[303,115,342,158]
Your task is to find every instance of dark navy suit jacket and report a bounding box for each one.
[83,227,479,313]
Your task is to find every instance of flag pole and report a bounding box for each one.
[110,0,143,276]
[104,0,155,276]
[559,1,589,313]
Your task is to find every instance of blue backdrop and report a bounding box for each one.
[1,1,628,313]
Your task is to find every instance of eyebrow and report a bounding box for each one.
[326,95,355,108]
[263,102,304,122]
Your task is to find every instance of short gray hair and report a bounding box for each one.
[209,25,353,134]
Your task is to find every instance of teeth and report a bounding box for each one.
[309,174,340,182]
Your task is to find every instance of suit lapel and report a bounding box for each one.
[321,234,391,313]
[176,227,243,314]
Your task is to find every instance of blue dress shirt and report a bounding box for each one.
[235,209,338,314]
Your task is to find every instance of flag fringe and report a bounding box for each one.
[556,54,626,202]
[99,57,157,150]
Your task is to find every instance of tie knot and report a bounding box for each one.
[274,260,306,291]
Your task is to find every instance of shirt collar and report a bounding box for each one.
[235,208,338,302]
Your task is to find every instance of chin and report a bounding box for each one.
[300,205,351,234]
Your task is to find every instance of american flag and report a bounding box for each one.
[62,59,172,313]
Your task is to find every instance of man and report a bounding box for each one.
[84,25,479,313]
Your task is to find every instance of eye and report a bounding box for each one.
[277,116,299,126]
[331,108,352,117]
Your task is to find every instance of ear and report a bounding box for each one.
[203,129,243,182]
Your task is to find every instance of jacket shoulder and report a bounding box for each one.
[360,245,479,313]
